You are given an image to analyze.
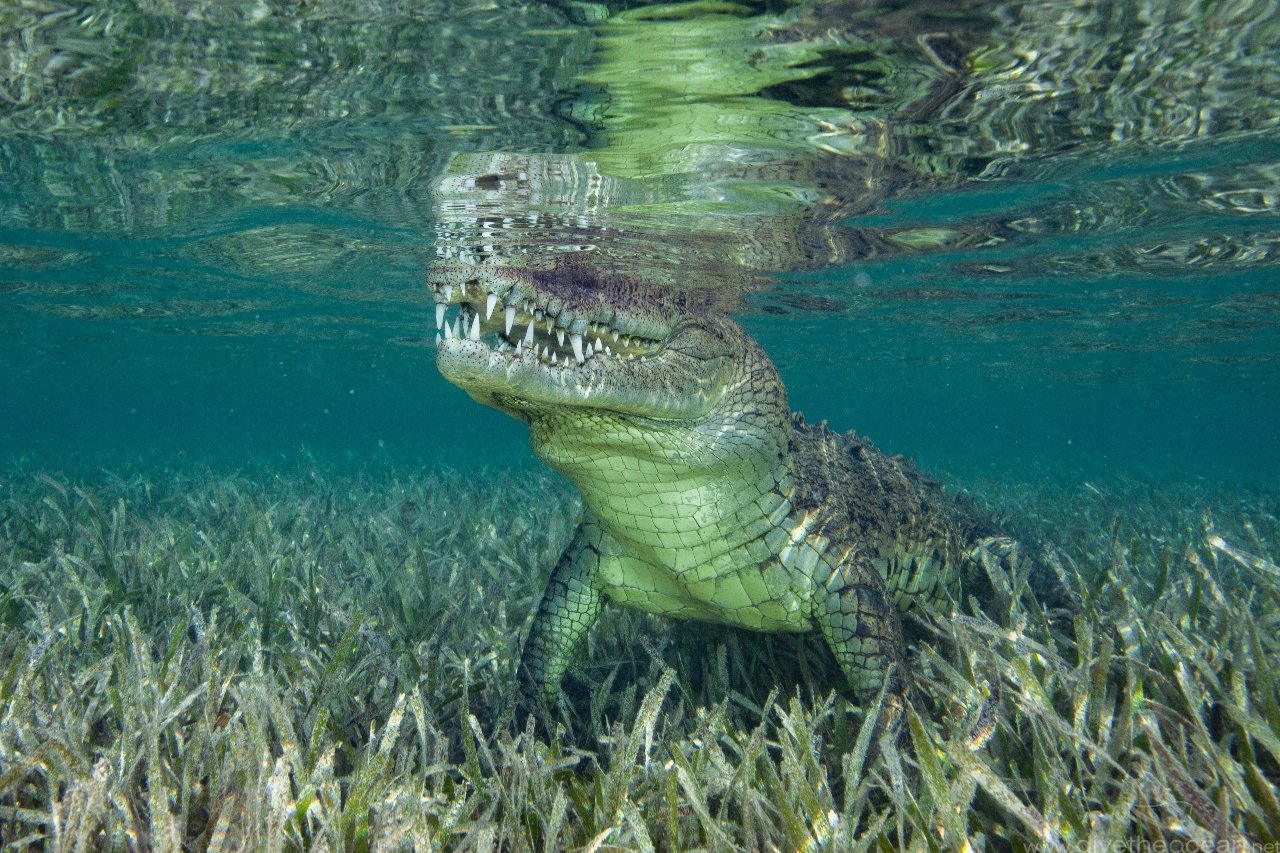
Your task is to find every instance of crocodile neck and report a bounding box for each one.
[524,332,797,567]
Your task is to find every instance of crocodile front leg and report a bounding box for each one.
[815,547,910,723]
[517,521,612,705]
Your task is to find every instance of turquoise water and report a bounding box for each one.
[2,0,1278,487]
[767,142,1280,482]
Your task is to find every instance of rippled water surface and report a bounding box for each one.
[2,0,1278,483]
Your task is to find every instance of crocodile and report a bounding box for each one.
[429,167,1028,717]
[424,2,1035,722]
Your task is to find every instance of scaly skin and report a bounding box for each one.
[431,255,1011,719]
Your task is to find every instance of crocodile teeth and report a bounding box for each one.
[594,337,603,352]
[524,321,535,345]
[571,333,584,365]
[556,328,565,346]
[504,304,516,336]
[442,317,453,339]
[485,292,498,320]
[469,313,480,340]
[436,302,446,330]
[444,284,453,301]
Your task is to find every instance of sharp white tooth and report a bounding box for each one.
[585,343,594,358]
[504,304,516,336]
[571,333,584,365]
[612,329,619,343]
[452,317,460,338]
[444,284,453,301]
[469,313,480,340]
[524,321,535,344]
[436,332,441,346]
[485,292,498,320]
[436,302,446,330]
[550,352,557,365]
[556,328,565,346]
[605,346,612,356]
[546,319,554,333]
[534,309,544,321]
[515,340,523,355]
[443,319,452,339]
[594,337,602,352]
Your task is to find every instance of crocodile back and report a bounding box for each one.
[788,413,993,612]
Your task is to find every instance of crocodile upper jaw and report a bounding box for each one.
[432,270,737,422]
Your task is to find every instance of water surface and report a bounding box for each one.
[2,0,1278,484]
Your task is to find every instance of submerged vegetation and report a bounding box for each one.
[1,463,1278,850]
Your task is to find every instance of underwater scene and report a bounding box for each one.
[3,0,1280,849]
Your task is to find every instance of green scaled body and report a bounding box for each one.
[429,157,1016,714]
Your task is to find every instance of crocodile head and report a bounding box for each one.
[433,258,729,420]
[431,255,794,534]
[427,151,795,545]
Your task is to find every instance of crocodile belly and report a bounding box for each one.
[598,552,810,632]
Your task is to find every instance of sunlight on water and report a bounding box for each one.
[3,0,1276,479]
[0,1,1275,479]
